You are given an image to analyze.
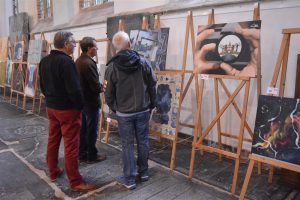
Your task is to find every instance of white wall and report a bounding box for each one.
[114,0,169,14]
[9,0,300,150]
[0,0,13,37]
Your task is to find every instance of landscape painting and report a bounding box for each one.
[195,20,261,77]
[130,28,169,71]
[24,63,38,97]
[150,74,181,136]
[252,95,300,166]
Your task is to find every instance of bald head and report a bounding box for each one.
[112,31,130,52]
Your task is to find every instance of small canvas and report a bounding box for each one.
[252,95,300,166]
[24,63,38,97]
[195,20,261,77]
[0,37,8,62]
[27,40,48,64]
[13,41,24,62]
[150,74,181,136]
[130,28,169,71]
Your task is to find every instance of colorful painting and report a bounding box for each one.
[12,63,25,92]
[150,74,181,136]
[195,20,261,77]
[24,63,38,97]
[13,41,24,62]
[0,37,8,62]
[252,95,300,166]
[27,40,48,64]
[130,28,169,71]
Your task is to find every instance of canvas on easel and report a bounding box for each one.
[0,37,8,88]
[24,63,38,98]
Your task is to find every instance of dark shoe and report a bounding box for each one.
[79,158,87,164]
[140,175,149,182]
[71,182,98,192]
[86,155,107,164]
[50,168,64,182]
[116,176,136,190]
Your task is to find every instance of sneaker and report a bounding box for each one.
[140,175,149,182]
[116,176,136,190]
[86,155,107,164]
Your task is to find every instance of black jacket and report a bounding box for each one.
[76,53,102,109]
[105,49,157,113]
[39,50,83,110]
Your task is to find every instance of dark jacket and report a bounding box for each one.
[105,49,157,113]
[76,53,102,109]
[39,50,83,110]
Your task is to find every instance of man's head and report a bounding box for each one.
[80,37,98,58]
[53,31,76,55]
[112,31,131,52]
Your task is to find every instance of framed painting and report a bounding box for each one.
[5,49,12,86]
[252,95,300,166]
[150,74,181,136]
[24,63,38,97]
[195,20,261,77]
[27,40,48,64]
[130,28,169,71]
[13,41,24,62]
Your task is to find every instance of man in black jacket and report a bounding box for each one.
[105,31,157,190]
[39,31,97,192]
[76,37,107,163]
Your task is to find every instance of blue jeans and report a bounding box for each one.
[117,111,150,184]
[79,106,99,161]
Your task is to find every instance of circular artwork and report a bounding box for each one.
[218,34,242,63]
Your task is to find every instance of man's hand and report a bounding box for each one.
[101,80,107,92]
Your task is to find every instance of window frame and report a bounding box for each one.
[36,0,53,20]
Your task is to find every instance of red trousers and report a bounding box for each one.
[46,107,83,187]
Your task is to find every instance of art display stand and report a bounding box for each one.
[0,37,9,97]
[239,28,300,200]
[10,35,27,108]
[188,5,261,195]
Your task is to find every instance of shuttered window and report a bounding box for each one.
[37,0,52,20]
[79,0,111,9]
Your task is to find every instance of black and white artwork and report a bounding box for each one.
[252,95,300,166]
[150,74,181,136]
[27,40,48,64]
[130,28,169,70]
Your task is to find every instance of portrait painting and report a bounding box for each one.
[13,41,24,62]
[150,74,181,136]
[194,20,261,77]
[130,28,169,71]
[24,63,38,97]
[252,95,300,166]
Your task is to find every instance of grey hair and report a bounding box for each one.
[112,31,130,52]
[53,31,73,49]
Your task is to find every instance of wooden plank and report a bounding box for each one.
[207,74,250,81]
[220,132,252,143]
[155,70,184,75]
[279,34,291,96]
[214,78,222,161]
[196,144,238,159]
[282,28,300,34]
[295,54,300,98]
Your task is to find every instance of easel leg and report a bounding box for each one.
[239,159,255,200]
[188,146,196,180]
[257,162,262,175]
[32,97,35,113]
[23,95,26,110]
[98,110,104,141]
[214,78,222,161]
[170,139,177,170]
[16,93,19,107]
[104,121,111,144]
[38,96,42,114]
[231,158,240,194]
[268,166,274,184]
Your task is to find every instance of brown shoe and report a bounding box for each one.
[71,182,98,192]
[86,155,107,164]
[50,168,64,182]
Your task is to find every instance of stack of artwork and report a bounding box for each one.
[150,74,181,136]
[195,20,261,77]
[130,28,169,70]
[252,95,300,165]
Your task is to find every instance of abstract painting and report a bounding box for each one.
[0,37,8,62]
[13,41,24,62]
[24,63,38,97]
[130,28,169,71]
[150,74,181,136]
[27,40,48,64]
[106,13,154,60]
[252,95,300,166]
[195,20,261,77]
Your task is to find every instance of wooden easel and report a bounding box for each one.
[188,5,261,194]
[10,35,27,108]
[239,28,300,200]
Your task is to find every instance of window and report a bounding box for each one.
[80,0,112,9]
[37,0,52,20]
[13,0,18,15]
